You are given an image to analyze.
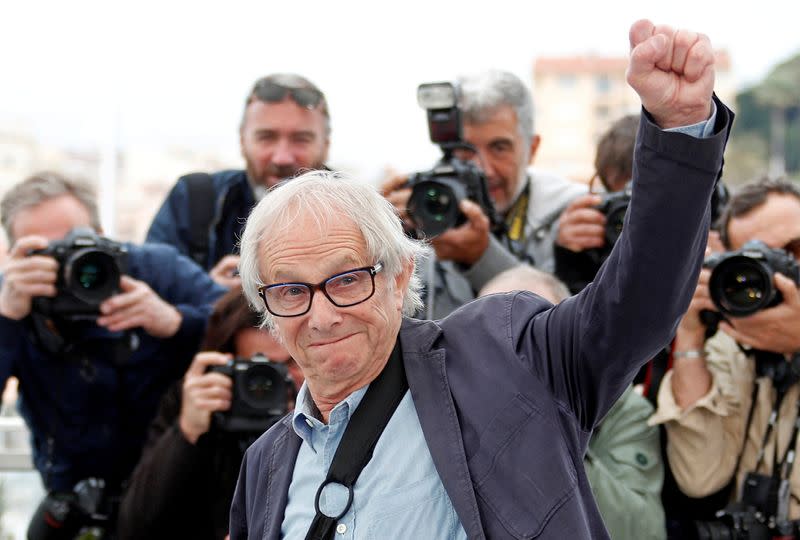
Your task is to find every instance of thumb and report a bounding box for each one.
[629,19,655,50]
[774,273,799,306]
[118,275,141,292]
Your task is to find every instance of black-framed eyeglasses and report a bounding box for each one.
[258,263,384,317]
[253,80,323,110]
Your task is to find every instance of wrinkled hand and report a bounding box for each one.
[626,19,715,129]
[97,275,182,338]
[719,274,800,354]
[431,200,490,266]
[210,255,241,289]
[0,236,58,320]
[380,174,414,231]
[556,194,606,252]
[179,352,233,444]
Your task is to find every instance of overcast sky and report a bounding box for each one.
[1,0,798,180]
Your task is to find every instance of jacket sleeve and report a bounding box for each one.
[516,100,733,430]
[117,383,212,539]
[146,179,193,257]
[584,386,666,540]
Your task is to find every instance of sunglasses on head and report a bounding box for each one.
[254,80,323,110]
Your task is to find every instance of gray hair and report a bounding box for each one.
[481,264,571,304]
[1,171,101,244]
[458,70,535,146]
[239,170,428,327]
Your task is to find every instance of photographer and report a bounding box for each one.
[0,172,225,538]
[651,178,800,535]
[146,73,331,288]
[382,70,586,318]
[117,286,300,540]
[554,114,638,294]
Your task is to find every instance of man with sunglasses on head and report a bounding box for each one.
[147,73,331,288]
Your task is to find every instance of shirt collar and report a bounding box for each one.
[291,381,370,446]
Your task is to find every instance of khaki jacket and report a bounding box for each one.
[651,332,800,518]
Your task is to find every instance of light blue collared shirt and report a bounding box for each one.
[281,382,467,539]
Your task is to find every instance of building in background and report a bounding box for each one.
[532,51,734,182]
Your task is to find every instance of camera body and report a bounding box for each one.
[207,353,292,433]
[703,239,800,318]
[596,185,632,250]
[28,478,112,540]
[405,82,501,238]
[30,228,128,321]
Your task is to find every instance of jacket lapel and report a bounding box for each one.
[400,318,485,539]
[263,417,302,540]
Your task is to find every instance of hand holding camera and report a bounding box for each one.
[555,194,606,252]
[97,275,182,338]
[0,235,58,320]
[180,352,234,444]
[210,255,242,289]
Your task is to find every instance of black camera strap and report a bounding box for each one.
[304,341,408,540]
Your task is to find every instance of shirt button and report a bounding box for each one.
[336,523,347,534]
[305,418,314,428]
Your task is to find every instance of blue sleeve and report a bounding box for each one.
[146,180,192,257]
[0,316,25,386]
[518,97,733,430]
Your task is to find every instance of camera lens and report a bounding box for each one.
[424,187,454,222]
[710,256,774,317]
[408,177,467,237]
[240,364,284,411]
[64,249,121,305]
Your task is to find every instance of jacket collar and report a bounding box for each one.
[399,318,486,539]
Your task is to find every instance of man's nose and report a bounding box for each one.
[307,289,342,330]
[471,149,496,179]
[272,138,295,166]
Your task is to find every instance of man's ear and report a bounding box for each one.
[527,134,541,165]
[393,258,414,311]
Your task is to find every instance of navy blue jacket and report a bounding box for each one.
[0,243,226,492]
[147,170,255,270]
[230,104,733,539]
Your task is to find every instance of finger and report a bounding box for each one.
[9,236,50,258]
[16,283,58,298]
[562,223,607,238]
[566,194,604,211]
[774,273,800,306]
[192,398,232,413]
[563,208,607,226]
[213,255,240,274]
[11,255,60,273]
[670,28,699,75]
[380,175,410,197]
[459,200,490,230]
[629,19,655,50]
[101,279,147,314]
[186,352,232,377]
[628,33,669,83]
[12,269,58,285]
[683,34,714,83]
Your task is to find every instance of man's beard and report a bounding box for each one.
[247,162,308,189]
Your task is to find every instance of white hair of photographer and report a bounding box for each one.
[238,169,428,328]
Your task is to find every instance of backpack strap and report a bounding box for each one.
[180,173,217,267]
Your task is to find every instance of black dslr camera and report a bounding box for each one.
[28,478,113,540]
[405,82,502,238]
[207,354,292,433]
[30,228,128,321]
[703,239,800,319]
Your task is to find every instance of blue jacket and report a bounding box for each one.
[0,243,226,492]
[230,103,732,539]
[147,170,255,270]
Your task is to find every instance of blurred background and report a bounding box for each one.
[0,0,797,536]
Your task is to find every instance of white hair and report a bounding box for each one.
[239,170,428,327]
[458,70,535,146]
